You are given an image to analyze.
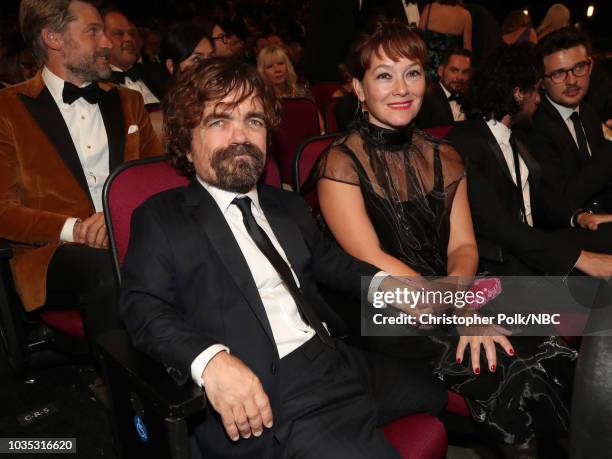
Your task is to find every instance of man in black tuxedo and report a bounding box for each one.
[416,48,471,129]
[528,28,612,229]
[102,8,165,107]
[119,57,446,458]
[448,45,612,277]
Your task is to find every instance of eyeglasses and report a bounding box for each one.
[544,60,591,84]
[211,32,228,43]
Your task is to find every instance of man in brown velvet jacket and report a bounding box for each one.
[0,0,162,343]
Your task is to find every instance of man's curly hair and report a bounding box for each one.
[462,45,542,122]
[163,57,281,176]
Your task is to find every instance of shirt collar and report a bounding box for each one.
[485,118,512,146]
[439,82,452,98]
[42,66,93,105]
[546,93,579,121]
[196,176,262,215]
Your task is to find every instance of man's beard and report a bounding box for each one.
[63,37,111,82]
[209,143,265,194]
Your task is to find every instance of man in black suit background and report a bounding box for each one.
[528,28,612,230]
[102,8,165,107]
[119,57,446,458]
[416,48,471,128]
[447,46,612,277]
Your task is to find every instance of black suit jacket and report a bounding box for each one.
[416,83,455,129]
[447,119,581,275]
[119,180,378,457]
[527,96,612,224]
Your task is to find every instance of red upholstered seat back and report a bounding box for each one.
[324,97,340,134]
[293,133,341,214]
[270,98,320,186]
[311,82,341,114]
[423,124,453,139]
[382,413,448,458]
[104,159,189,272]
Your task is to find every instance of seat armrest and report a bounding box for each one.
[0,238,12,260]
[97,329,206,419]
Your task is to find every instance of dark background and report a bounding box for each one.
[1,0,610,45]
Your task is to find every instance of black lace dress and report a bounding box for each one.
[309,116,577,446]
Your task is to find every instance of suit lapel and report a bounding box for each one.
[513,135,540,185]
[435,83,455,122]
[183,181,276,345]
[98,86,125,172]
[476,120,514,184]
[541,97,581,159]
[18,87,92,205]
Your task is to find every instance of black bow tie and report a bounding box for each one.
[62,82,103,104]
[447,92,460,102]
[112,64,142,84]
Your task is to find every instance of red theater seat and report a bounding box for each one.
[382,413,448,459]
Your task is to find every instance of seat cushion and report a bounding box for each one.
[40,310,84,337]
[382,413,447,458]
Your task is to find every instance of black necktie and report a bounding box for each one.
[447,92,460,102]
[509,135,527,224]
[569,111,590,160]
[62,82,102,104]
[232,196,335,348]
[112,64,142,84]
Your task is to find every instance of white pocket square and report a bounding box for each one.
[127,124,139,134]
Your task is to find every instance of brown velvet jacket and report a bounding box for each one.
[0,71,163,311]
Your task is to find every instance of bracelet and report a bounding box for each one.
[571,209,593,227]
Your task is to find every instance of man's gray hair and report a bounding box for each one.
[19,0,78,62]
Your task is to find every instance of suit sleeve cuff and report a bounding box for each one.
[367,271,390,303]
[60,217,79,242]
[190,344,230,388]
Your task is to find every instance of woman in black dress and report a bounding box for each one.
[311,18,576,457]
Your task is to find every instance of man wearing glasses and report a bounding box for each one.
[528,27,612,232]
[208,22,233,57]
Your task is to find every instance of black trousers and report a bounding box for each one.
[43,244,121,350]
[190,336,447,459]
[273,336,446,458]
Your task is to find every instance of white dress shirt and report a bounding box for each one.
[403,1,420,26]
[110,64,159,106]
[547,95,592,156]
[440,83,466,122]
[486,119,533,226]
[190,179,316,387]
[42,67,110,242]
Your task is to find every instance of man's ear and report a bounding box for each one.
[437,65,444,79]
[41,28,63,52]
[513,86,523,104]
[165,59,174,75]
[186,152,193,163]
[352,77,365,103]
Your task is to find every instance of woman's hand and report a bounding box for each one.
[456,326,514,374]
[576,212,612,231]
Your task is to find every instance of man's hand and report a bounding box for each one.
[576,212,612,231]
[73,212,108,248]
[575,250,612,277]
[202,352,273,441]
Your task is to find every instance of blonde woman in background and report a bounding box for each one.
[257,45,311,98]
[537,3,570,39]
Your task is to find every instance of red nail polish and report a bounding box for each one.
[474,367,480,374]
[490,364,496,372]
[509,348,515,355]
[456,358,462,364]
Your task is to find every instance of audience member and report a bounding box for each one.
[463,3,502,66]
[528,28,612,228]
[501,10,537,45]
[141,26,163,64]
[0,0,162,351]
[207,21,233,57]
[102,8,164,106]
[160,22,213,78]
[419,1,472,81]
[448,45,612,277]
[536,3,570,40]
[257,45,311,99]
[310,19,577,458]
[119,56,446,458]
[331,63,353,98]
[416,47,471,128]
